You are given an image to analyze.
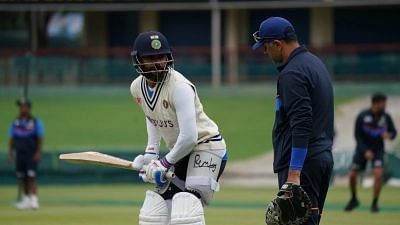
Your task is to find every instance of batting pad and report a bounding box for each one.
[139,190,169,225]
[170,192,206,225]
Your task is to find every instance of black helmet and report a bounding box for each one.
[131,31,174,83]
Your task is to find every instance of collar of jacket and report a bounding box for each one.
[277,45,308,72]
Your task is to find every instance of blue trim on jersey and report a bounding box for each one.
[146,85,154,98]
[289,147,308,170]
[35,119,45,137]
[275,97,282,111]
[222,151,228,160]
[140,76,166,111]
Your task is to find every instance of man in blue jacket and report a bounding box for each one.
[252,17,334,225]
[8,98,44,210]
[345,93,397,213]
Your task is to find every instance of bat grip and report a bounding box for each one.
[137,164,175,181]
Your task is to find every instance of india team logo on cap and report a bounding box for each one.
[151,39,161,49]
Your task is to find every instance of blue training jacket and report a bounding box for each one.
[355,109,397,153]
[272,45,334,173]
[9,117,44,154]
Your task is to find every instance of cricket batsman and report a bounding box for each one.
[129,31,228,225]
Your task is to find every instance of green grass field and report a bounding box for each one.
[0,85,275,160]
[2,83,400,224]
[0,184,399,225]
[2,83,399,160]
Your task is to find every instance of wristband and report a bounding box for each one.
[289,147,307,170]
[160,158,173,169]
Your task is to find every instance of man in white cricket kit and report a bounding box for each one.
[130,31,228,225]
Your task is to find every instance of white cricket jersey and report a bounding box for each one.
[130,69,226,163]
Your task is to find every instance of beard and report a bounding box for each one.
[143,70,167,83]
[142,61,170,83]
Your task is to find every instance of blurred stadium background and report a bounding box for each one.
[1,1,400,224]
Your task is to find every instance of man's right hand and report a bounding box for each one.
[139,160,169,186]
[364,149,374,160]
[132,153,159,170]
[382,132,393,140]
[143,153,159,164]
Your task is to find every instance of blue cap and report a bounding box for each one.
[252,17,296,50]
[16,98,32,107]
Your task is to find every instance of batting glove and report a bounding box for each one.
[131,153,159,171]
[139,159,172,186]
[143,153,159,164]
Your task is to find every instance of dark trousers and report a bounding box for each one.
[278,150,333,225]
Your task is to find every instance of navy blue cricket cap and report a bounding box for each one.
[16,98,32,107]
[252,17,297,50]
[131,31,172,58]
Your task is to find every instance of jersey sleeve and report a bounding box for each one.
[35,119,45,137]
[164,82,198,164]
[386,114,397,140]
[8,122,15,138]
[145,118,161,154]
[354,113,368,151]
[279,71,313,150]
[130,76,141,98]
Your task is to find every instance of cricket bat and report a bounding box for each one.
[59,151,174,179]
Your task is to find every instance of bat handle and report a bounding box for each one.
[132,155,175,181]
[165,171,175,180]
[135,163,175,181]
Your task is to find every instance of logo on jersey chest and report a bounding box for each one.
[135,97,142,105]
[146,116,174,128]
[15,119,35,130]
[13,119,36,137]
[364,115,373,123]
[163,100,169,109]
[378,117,387,126]
[27,120,35,130]
[363,115,387,127]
